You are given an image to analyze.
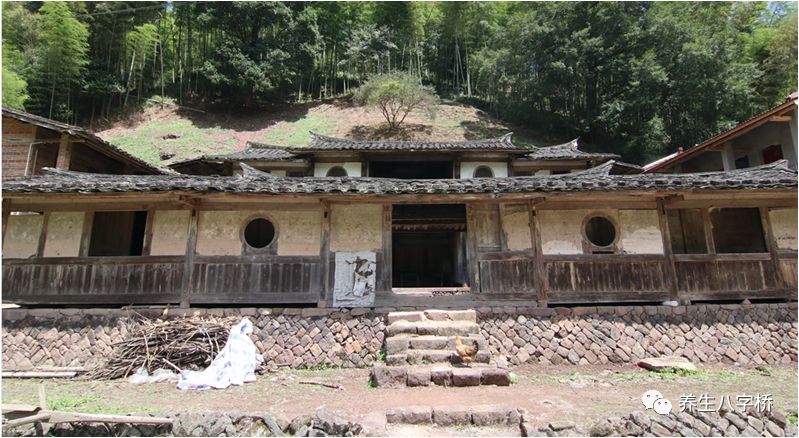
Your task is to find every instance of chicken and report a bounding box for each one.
[454,336,479,366]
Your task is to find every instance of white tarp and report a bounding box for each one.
[177,318,261,390]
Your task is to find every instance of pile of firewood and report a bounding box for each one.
[88,315,238,380]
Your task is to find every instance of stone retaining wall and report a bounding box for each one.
[2,303,796,370]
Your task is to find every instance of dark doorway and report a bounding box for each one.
[392,204,468,288]
[88,211,148,257]
[370,161,453,179]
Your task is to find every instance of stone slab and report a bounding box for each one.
[637,356,698,372]
[451,368,482,387]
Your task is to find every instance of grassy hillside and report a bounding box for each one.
[97,99,565,168]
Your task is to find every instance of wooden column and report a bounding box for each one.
[465,204,481,294]
[36,212,50,258]
[380,203,393,294]
[180,207,199,308]
[78,211,94,256]
[702,208,716,254]
[498,203,509,252]
[656,198,680,303]
[55,134,72,170]
[760,206,786,290]
[320,201,332,304]
[528,199,548,307]
[141,209,155,256]
[2,199,11,247]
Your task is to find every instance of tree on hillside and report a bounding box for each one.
[27,1,89,120]
[354,72,437,130]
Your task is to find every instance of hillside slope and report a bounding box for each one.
[96,99,564,168]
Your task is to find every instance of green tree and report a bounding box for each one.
[354,72,437,130]
[30,1,89,119]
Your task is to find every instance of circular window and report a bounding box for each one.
[326,166,348,177]
[243,218,276,249]
[584,216,616,247]
[473,166,494,178]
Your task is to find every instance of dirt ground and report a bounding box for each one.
[2,364,797,435]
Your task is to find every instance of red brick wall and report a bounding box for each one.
[2,117,60,180]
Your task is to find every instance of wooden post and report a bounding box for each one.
[55,134,72,170]
[657,198,680,303]
[78,211,94,257]
[181,207,199,308]
[498,203,509,252]
[320,201,331,303]
[380,203,393,294]
[36,212,50,258]
[759,207,786,290]
[141,209,155,256]
[528,200,548,307]
[2,199,11,247]
[465,203,481,294]
[702,208,716,254]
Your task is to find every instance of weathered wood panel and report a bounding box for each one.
[780,258,797,290]
[675,256,780,300]
[544,255,668,303]
[3,256,184,304]
[478,256,535,295]
[190,256,322,303]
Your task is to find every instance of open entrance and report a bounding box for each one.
[370,161,453,179]
[391,204,469,290]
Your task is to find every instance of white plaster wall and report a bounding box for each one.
[150,210,191,256]
[618,209,664,254]
[502,204,532,251]
[330,204,382,252]
[539,210,587,254]
[460,162,508,179]
[3,214,44,258]
[196,208,323,256]
[314,162,361,177]
[769,208,797,251]
[43,212,83,257]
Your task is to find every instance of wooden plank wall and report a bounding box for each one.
[2,256,184,304]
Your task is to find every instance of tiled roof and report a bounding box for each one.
[301,132,523,151]
[5,160,795,196]
[169,142,303,169]
[644,93,798,172]
[520,139,620,161]
[2,106,162,174]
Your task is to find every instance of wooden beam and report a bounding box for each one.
[769,115,792,122]
[657,198,680,303]
[2,198,11,247]
[141,209,155,256]
[465,204,481,294]
[498,203,509,252]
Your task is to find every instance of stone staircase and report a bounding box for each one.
[370,309,511,387]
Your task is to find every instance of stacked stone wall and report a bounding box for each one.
[2,303,796,370]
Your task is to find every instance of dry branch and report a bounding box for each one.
[88,315,238,380]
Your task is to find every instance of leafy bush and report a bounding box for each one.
[354,72,437,130]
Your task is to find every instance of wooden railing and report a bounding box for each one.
[2,255,323,305]
[2,256,185,305]
[543,254,669,303]
[673,253,787,300]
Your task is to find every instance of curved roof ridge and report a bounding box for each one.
[303,131,519,151]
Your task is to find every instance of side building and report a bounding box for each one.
[2,134,795,308]
[2,107,161,179]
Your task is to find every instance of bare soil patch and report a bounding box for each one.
[3,363,796,435]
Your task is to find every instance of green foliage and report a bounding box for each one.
[0,1,795,165]
[354,72,438,129]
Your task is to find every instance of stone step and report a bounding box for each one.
[387,309,477,325]
[386,320,480,337]
[386,349,492,366]
[371,364,511,388]
[386,335,487,354]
